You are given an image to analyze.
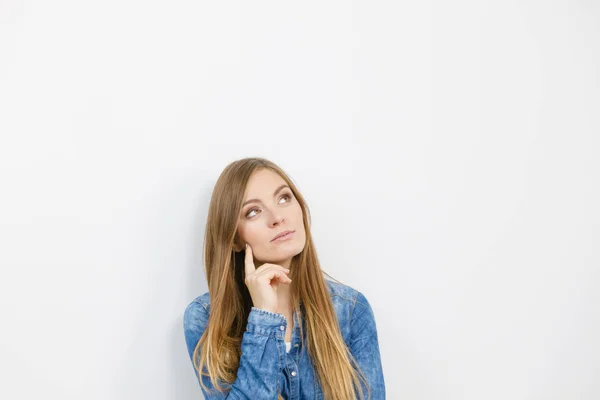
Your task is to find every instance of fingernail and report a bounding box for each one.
[245,243,248,249]
[285,268,290,271]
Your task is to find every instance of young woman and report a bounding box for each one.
[183,157,386,399]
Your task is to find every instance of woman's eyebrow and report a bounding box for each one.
[242,184,289,207]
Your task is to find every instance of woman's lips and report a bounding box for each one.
[272,230,295,242]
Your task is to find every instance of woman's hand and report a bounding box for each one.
[244,243,292,314]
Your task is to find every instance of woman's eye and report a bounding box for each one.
[279,194,291,204]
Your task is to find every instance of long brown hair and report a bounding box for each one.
[191,157,370,400]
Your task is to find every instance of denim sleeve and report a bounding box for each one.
[350,291,386,399]
[183,301,286,399]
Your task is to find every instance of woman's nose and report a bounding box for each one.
[270,213,285,226]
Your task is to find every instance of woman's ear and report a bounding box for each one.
[232,242,243,253]
[232,233,244,253]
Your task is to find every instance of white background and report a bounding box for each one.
[1,1,598,399]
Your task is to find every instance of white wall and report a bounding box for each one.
[1,1,598,399]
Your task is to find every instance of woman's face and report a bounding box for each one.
[236,168,306,267]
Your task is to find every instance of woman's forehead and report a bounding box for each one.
[245,169,286,194]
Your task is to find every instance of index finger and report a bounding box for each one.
[244,243,256,277]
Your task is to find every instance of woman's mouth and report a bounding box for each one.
[271,230,295,242]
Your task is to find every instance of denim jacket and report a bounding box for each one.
[183,279,386,399]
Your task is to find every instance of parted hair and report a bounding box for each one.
[191,157,370,400]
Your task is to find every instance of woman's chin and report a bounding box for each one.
[262,245,303,263]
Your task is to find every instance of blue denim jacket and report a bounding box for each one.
[183,279,386,399]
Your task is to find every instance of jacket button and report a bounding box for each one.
[280,325,285,331]
[291,371,297,376]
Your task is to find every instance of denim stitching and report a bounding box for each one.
[275,334,282,396]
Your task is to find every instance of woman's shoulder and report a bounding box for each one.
[186,291,211,310]
[323,278,377,342]
[183,291,211,334]
[324,278,366,304]
[185,290,211,315]
[324,278,374,321]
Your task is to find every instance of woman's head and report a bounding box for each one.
[204,157,310,286]
[235,167,306,269]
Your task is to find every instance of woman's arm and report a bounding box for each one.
[183,301,287,399]
[349,291,387,399]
